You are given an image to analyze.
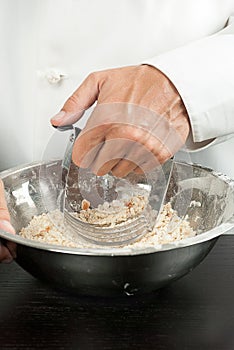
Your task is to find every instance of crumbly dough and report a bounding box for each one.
[19,198,196,250]
[76,195,148,227]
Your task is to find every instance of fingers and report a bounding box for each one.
[110,140,158,177]
[0,179,11,222]
[111,160,137,178]
[0,243,13,263]
[72,125,106,168]
[112,138,164,177]
[133,151,171,175]
[94,159,120,177]
[0,179,15,263]
[72,120,175,178]
[50,72,100,127]
[0,179,15,234]
[89,138,127,175]
[77,135,161,177]
[73,121,149,170]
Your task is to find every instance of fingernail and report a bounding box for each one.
[50,110,66,122]
[51,111,79,126]
[0,220,15,234]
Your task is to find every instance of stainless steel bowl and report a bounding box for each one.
[0,160,234,297]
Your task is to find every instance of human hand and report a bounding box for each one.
[0,179,15,263]
[51,65,190,177]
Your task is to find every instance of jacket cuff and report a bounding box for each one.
[143,18,234,149]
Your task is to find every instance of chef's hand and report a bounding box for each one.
[0,179,15,263]
[51,65,190,177]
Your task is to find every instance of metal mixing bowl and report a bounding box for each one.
[0,160,234,297]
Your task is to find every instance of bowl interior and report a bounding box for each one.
[1,160,234,246]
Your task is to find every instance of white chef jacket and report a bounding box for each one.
[0,0,234,178]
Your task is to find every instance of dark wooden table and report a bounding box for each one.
[0,235,234,350]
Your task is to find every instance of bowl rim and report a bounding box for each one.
[0,161,234,257]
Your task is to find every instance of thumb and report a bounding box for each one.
[0,179,15,234]
[51,72,100,127]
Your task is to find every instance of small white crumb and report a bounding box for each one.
[189,200,202,208]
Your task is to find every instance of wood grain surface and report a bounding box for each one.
[0,235,234,350]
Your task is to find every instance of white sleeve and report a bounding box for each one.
[145,16,234,150]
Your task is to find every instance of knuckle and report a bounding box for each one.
[86,71,98,84]
[157,149,172,163]
[67,93,80,108]
[122,125,144,141]
[0,245,12,262]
